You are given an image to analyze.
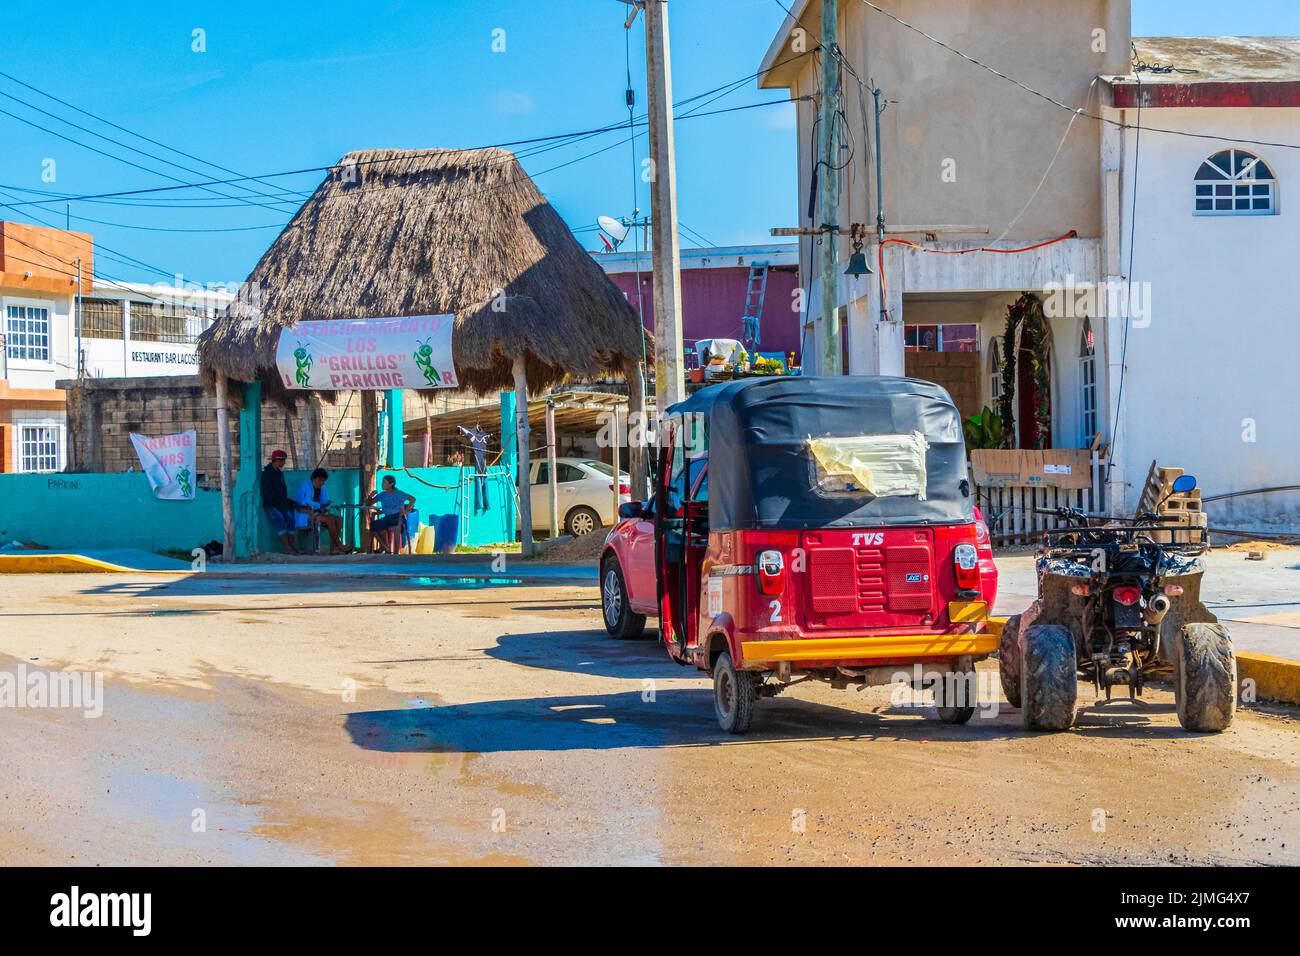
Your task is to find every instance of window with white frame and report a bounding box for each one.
[1078,318,1097,446]
[19,424,62,473]
[1195,149,1276,216]
[5,303,52,362]
[988,338,1003,404]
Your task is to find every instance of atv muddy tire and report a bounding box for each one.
[713,651,757,735]
[1173,623,1236,733]
[1021,624,1078,731]
[998,614,1024,708]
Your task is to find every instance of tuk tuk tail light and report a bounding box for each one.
[756,550,785,595]
[952,543,980,591]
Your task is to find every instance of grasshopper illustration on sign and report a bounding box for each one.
[293,342,314,386]
[413,338,441,386]
[177,467,193,498]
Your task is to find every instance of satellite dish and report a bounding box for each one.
[598,215,629,244]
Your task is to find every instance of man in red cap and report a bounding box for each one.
[261,449,309,553]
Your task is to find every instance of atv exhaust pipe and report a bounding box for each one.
[1147,593,1172,623]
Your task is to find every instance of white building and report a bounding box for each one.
[1,220,231,473]
[759,3,1299,529]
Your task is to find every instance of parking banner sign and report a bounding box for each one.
[274,315,458,390]
[129,430,197,500]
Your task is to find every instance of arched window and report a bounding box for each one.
[988,338,1002,406]
[1078,318,1097,446]
[1195,149,1276,216]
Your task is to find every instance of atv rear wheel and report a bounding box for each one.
[713,651,757,735]
[1021,624,1078,731]
[1173,623,1236,733]
[998,614,1024,708]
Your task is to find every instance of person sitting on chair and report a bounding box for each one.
[261,450,311,554]
[365,475,416,552]
[296,467,347,554]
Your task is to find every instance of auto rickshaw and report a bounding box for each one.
[652,375,998,733]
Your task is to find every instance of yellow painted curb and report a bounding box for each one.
[1237,652,1300,707]
[0,554,188,574]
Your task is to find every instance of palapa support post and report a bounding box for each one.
[624,357,648,500]
[611,405,621,529]
[215,372,236,560]
[236,379,263,556]
[359,391,379,546]
[545,396,559,539]
[512,355,535,558]
[385,388,404,469]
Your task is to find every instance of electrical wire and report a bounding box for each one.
[0,97,803,214]
[1106,73,1142,478]
[0,68,309,208]
[852,0,1300,152]
[0,96,299,216]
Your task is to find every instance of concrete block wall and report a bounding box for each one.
[903,351,981,419]
[61,375,363,479]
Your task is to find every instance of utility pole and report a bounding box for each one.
[641,0,686,410]
[818,0,842,376]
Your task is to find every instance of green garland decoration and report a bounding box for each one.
[998,292,1052,450]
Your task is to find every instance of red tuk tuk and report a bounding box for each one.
[651,375,998,733]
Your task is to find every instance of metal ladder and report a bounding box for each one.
[740,261,769,348]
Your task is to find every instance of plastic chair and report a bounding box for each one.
[384,509,418,554]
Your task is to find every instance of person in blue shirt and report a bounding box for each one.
[295,467,347,554]
[365,475,416,552]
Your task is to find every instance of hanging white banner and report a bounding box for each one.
[274,316,458,390]
[129,430,197,500]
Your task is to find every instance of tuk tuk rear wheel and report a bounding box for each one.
[600,557,646,640]
[935,660,976,724]
[713,651,757,734]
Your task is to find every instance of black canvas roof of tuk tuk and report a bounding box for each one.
[666,376,973,531]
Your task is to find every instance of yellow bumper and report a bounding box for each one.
[739,602,1001,665]
[741,632,997,665]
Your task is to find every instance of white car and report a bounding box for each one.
[528,457,631,536]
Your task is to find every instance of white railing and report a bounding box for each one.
[977,453,1108,548]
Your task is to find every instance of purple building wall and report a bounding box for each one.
[605,265,802,362]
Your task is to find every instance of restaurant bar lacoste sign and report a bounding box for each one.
[274,315,458,390]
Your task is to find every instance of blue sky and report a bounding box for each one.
[0,0,1296,287]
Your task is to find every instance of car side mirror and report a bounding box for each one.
[618,501,644,520]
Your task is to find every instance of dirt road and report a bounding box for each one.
[1,571,1296,865]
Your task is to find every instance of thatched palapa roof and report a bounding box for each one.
[198,147,647,402]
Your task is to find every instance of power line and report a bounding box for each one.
[67,213,289,234]
[1107,73,1142,478]
[0,94,806,214]
[0,70,309,210]
[0,95,300,216]
[852,0,1300,152]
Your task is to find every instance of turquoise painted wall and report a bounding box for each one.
[254,466,515,552]
[0,473,222,553]
[0,466,516,556]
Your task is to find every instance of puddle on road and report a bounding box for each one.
[404,576,524,589]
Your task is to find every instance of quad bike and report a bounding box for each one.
[999,475,1236,733]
